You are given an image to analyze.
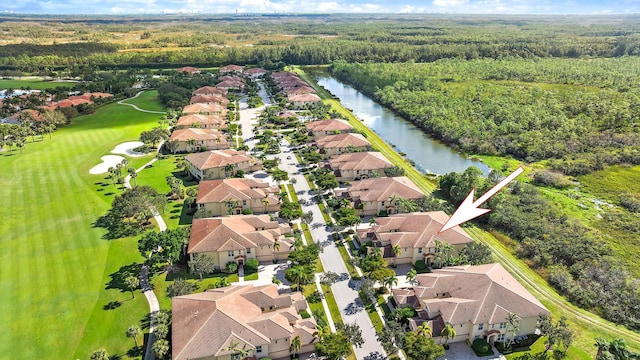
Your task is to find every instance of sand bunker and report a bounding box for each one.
[89,155,126,175]
[111,141,146,157]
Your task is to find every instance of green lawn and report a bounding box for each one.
[0,91,164,359]
[120,90,167,113]
[0,78,77,90]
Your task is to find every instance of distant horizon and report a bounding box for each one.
[1,0,639,16]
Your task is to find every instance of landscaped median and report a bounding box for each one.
[294,66,640,357]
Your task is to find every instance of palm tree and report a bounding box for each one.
[124,275,139,299]
[262,198,270,213]
[224,198,240,215]
[417,322,433,338]
[217,277,231,288]
[290,335,302,359]
[227,340,253,360]
[441,323,457,347]
[406,268,417,285]
[152,338,170,359]
[289,266,311,291]
[272,239,281,262]
[127,325,141,349]
[594,338,610,359]
[392,244,402,265]
[505,312,522,348]
[383,275,398,292]
[128,167,138,186]
[186,138,197,152]
[224,163,236,178]
[90,349,109,360]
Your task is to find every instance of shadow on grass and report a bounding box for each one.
[172,170,198,187]
[126,346,144,358]
[93,210,146,240]
[106,262,143,293]
[178,203,193,226]
[103,300,122,310]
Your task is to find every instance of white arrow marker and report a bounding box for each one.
[439,166,524,233]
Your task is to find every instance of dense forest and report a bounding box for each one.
[2,15,640,72]
[331,58,640,175]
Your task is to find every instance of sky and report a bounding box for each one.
[1,0,639,15]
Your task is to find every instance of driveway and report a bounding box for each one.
[437,342,505,360]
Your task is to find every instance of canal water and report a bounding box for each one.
[308,69,491,176]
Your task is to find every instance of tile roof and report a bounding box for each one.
[288,93,322,103]
[357,211,473,249]
[182,103,228,115]
[328,151,393,172]
[216,80,245,89]
[340,176,424,203]
[392,263,549,326]
[185,149,255,171]
[190,95,230,106]
[188,215,292,254]
[196,178,280,204]
[176,114,227,129]
[177,66,201,74]
[173,284,317,360]
[244,67,267,75]
[193,86,227,96]
[315,132,371,150]
[286,86,316,95]
[220,64,244,72]
[305,118,353,133]
[169,128,228,144]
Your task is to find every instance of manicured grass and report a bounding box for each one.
[296,68,640,355]
[0,91,165,359]
[120,90,167,113]
[336,242,359,278]
[321,284,343,326]
[152,269,240,311]
[0,78,76,90]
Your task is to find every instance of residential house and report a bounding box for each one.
[172,284,317,360]
[190,95,230,107]
[186,149,262,181]
[328,151,394,181]
[175,114,227,130]
[168,128,230,153]
[182,103,227,116]
[288,93,322,108]
[286,86,316,96]
[305,118,353,139]
[356,211,473,265]
[219,64,244,75]
[244,67,267,78]
[336,176,425,216]
[176,66,201,75]
[196,178,281,216]
[216,80,245,91]
[187,215,293,266]
[193,86,227,97]
[392,263,549,345]
[315,132,371,158]
[277,110,299,120]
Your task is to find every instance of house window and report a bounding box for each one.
[418,247,423,254]
[228,251,234,257]
[232,355,240,360]
[243,200,247,206]
[381,201,385,206]
[256,346,262,353]
[497,334,505,342]
[478,323,484,330]
[499,322,507,329]
[247,248,251,254]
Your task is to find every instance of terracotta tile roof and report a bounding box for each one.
[55,98,92,108]
[271,71,298,79]
[193,86,227,96]
[186,149,256,171]
[315,132,370,150]
[216,80,245,89]
[219,75,246,83]
[177,66,201,74]
[169,128,228,143]
[392,263,549,326]
[305,118,353,133]
[220,64,244,72]
[340,176,424,203]
[173,284,317,360]
[286,86,316,95]
[182,103,227,115]
[288,93,321,103]
[190,95,230,106]
[9,109,44,122]
[277,110,299,119]
[176,114,227,129]
[188,215,292,254]
[328,151,393,172]
[279,79,309,89]
[357,211,473,249]
[196,178,280,205]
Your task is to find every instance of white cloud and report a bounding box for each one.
[433,0,469,7]
[318,1,341,11]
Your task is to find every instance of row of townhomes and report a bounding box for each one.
[169,65,549,360]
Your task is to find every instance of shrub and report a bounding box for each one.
[299,309,311,319]
[472,338,494,356]
[224,261,238,274]
[307,290,323,303]
[620,193,640,212]
[245,258,259,273]
[532,170,573,189]
[377,210,388,217]
[242,208,253,215]
[414,260,426,270]
[377,287,389,295]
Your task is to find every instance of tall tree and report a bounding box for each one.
[290,335,302,358]
[440,323,457,347]
[127,325,141,349]
[188,253,216,281]
[403,331,445,360]
[90,349,109,360]
[124,275,139,299]
[152,338,170,359]
[416,322,433,338]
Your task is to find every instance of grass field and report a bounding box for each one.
[0,91,164,359]
[0,78,77,90]
[296,67,640,356]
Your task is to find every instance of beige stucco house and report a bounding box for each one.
[337,176,425,216]
[219,64,244,75]
[175,114,227,130]
[172,284,317,360]
[305,118,354,139]
[196,178,281,216]
[288,93,322,108]
[356,211,473,265]
[315,132,371,158]
[392,263,549,345]
[182,103,228,116]
[188,215,293,267]
[192,86,227,97]
[185,149,262,181]
[168,128,230,153]
[328,151,394,181]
